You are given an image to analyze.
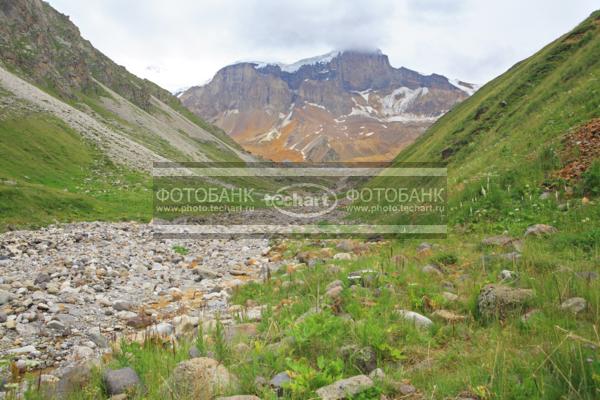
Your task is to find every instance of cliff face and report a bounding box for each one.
[180,50,477,162]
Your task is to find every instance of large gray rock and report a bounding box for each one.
[315,375,374,399]
[477,284,534,319]
[164,357,236,398]
[102,367,142,396]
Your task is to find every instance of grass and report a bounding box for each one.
[0,112,152,230]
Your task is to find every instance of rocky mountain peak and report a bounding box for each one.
[180,50,477,162]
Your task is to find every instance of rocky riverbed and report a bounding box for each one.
[0,222,279,383]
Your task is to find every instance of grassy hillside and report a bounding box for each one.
[0,0,253,229]
[391,10,600,213]
[0,111,151,230]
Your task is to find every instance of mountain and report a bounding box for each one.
[0,0,252,228]
[180,50,476,162]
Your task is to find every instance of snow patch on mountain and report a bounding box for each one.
[253,51,341,73]
[449,79,480,95]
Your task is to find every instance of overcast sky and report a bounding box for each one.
[48,0,598,92]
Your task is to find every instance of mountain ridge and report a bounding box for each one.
[180,49,476,162]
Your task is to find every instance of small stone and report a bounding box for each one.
[6,319,16,329]
[270,371,292,391]
[72,346,94,361]
[47,320,68,333]
[0,289,12,305]
[34,272,51,285]
[150,322,174,337]
[113,300,133,312]
[103,367,142,396]
[193,267,220,280]
[315,375,374,400]
[188,347,201,358]
[325,285,343,301]
[398,383,416,395]
[336,239,356,253]
[560,297,587,314]
[499,270,517,281]
[333,253,352,261]
[422,264,443,276]
[575,271,598,281]
[524,224,557,237]
[0,311,7,323]
[396,310,433,328]
[7,345,40,356]
[87,327,109,348]
[481,235,515,247]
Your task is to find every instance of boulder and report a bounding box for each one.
[315,375,374,400]
[477,284,534,319]
[165,357,236,398]
[102,367,142,396]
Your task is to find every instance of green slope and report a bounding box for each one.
[395,11,600,197]
[0,111,151,230]
[363,11,600,229]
